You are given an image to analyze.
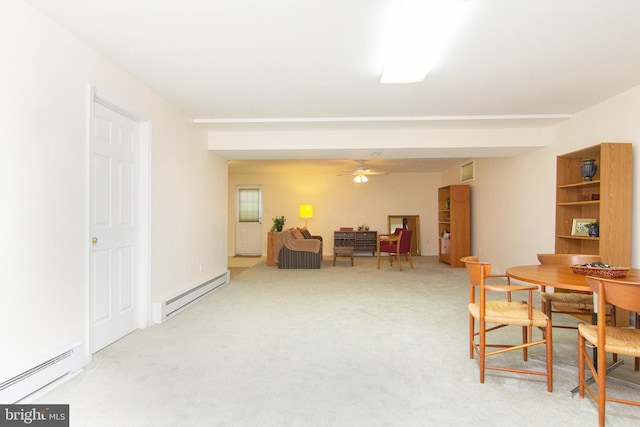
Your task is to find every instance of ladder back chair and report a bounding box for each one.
[578,276,640,426]
[462,256,553,392]
[537,254,616,329]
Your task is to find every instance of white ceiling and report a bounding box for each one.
[27,0,640,173]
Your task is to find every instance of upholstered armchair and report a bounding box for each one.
[276,228,323,269]
[377,228,413,271]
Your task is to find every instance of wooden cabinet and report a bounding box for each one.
[438,185,470,268]
[355,231,377,255]
[334,230,377,255]
[555,143,632,267]
[334,231,355,247]
[266,231,279,266]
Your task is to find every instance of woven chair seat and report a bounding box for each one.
[469,301,549,328]
[577,276,640,425]
[578,324,640,357]
[463,256,552,392]
[540,292,615,313]
[541,291,592,307]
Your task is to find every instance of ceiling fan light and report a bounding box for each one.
[354,174,368,183]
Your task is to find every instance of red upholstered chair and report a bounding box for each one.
[377,228,413,271]
[379,228,402,250]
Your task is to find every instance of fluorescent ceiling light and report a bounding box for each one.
[381,0,470,84]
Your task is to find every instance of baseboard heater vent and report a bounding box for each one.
[0,344,81,403]
[154,271,229,323]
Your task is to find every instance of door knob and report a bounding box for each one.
[92,237,98,245]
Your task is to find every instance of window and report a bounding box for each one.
[238,187,261,222]
[461,161,475,182]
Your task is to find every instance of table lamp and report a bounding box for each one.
[299,204,313,229]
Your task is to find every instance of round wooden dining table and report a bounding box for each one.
[508,264,640,394]
[507,263,640,329]
[506,264,640,292]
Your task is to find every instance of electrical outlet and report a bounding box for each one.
[199,263,203,272]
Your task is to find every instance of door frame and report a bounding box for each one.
[235,184,263,256]
[86,86,151,360]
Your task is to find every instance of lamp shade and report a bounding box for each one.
[299,204,313,219]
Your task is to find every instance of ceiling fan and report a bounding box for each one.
[337,160,386,183]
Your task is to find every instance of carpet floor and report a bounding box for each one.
[37,256,640,426]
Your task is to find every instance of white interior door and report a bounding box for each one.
[90,101,139,353]
[235,185,263,256]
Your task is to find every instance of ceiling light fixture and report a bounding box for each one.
[354,174,369,183]
[381,0,471,84]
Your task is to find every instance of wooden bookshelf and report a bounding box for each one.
[438,185,470,268]
[555,143,632,267]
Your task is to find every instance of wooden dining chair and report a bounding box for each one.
[578,276,640,426]
[461,256,553,391]
[537,254,616,329]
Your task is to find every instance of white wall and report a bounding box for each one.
[149,108,228,303]
[210,127,550,152]
[553,86,640,267]
[1,0,227,381]
[451,86,640,273]
[5,0,638,390]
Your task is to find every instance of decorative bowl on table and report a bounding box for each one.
[569,262,629,278]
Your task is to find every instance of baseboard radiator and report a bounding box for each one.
[0,344,82,403]
[154,271,229,323]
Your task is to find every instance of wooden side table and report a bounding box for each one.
[266,231,279,266]
[333,246,354,266]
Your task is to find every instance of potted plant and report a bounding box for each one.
[271,216,286,232]
[586,221,599,237]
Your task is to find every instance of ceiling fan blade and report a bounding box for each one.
[336,160,387,177]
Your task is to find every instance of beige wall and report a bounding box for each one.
[446,148,556,273]
[222,126,555,260]
[2,0,228,379]
[226,84,640,274]
[227,145,555,268]
[221,127,554,259]
[229,170,442,256]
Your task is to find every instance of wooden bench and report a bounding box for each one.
[333,246,354,266]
